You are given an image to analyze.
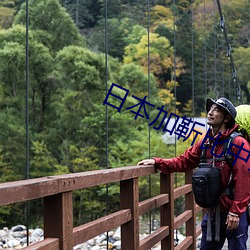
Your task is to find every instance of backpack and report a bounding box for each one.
[235,105,250,141]
[236,105,250,224]
[192,132,240,208]
[192,104,250,208]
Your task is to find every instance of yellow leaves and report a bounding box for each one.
[174,56,186,77]
[152,5,172,19]
[124,31,185,83]
[182,99,193,116]
[149,5,174,32]
[157,80,181,113]
[0,7,15,29]
[200,111,207,118]
[158,88,174,102]
[226,0,248,9]
[124,33,173,75]
[166,80,180,91]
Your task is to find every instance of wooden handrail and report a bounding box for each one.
[0,165,203,250]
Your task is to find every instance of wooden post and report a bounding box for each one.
[120,178,139,250]
[44,192,73,250]
[161,173,174,250]
[185,171,196,250]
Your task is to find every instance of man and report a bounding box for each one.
[138,97,250,250]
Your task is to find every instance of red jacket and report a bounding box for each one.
[154,124,250,216]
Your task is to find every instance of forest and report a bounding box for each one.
[0,0,249,228]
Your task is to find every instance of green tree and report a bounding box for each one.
[14,0,84,52]
[0,25,56,132]
[46,46,107,167]
[87,17,137,60]
[124,32,185,87]
[0,6,15,29]
[61,0,101,28]
[234,46,250,102]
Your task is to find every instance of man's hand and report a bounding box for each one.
[226,213,240,230]
[137,159,155,166]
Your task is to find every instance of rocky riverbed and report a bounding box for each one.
[0,225,188,249]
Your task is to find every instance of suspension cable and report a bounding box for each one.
[213,0,217,96]
[191,1,194,118]
[172,0,179,245]
[25,0,30,245]
[218,28,225,96]
[203,0,207,99]
[216,0,242,104]
[173,0,177,160]
[147,0,152,234]
[104,0,109,248]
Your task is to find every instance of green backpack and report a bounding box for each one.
[235,105,250,142]
[235,104,250,224]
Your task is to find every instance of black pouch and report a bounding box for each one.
[192,162,221,208]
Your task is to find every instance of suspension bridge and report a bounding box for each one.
[0,0,249,249]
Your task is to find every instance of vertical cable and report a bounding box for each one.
[233,72,236,103]
[191,0,195,118]
[173,0,179,245]
[25,0,30,245]
[104,0,109,247]
[203,0,208,131]
[222,59,225,96]
[220,38,225,96]
[76,0,79,27]
[173,0,177,189]
[173,0,177,157]
[216,0,241,103]
[203,0,207,99]
[147,0,152,234]
[213,0,217,96]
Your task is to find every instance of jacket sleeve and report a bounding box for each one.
[229,136,250,215]
[153,140,202,174]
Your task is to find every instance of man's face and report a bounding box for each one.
[207,104,226,127]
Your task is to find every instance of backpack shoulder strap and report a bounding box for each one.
[200,132,242,166]
[223,132,242,170]
[200,147,206,162]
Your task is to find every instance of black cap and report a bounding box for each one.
[206,97,237,119]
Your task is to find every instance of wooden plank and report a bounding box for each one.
[0,165,156,206]
[161,173,174,250]
[196,226,202,237]
[174,184,192,199]
[175,236,193,250]
[57,165,156,192]
[0,177,59,206]
[195,204,203,213]
[73,209,131,245]
[140,226,169,250]
[139,194,169,215]
[174,210,192,229]
[44,192,73,250]
[120,178,140,250]
[185,172,196,250]
[22,238,59,250]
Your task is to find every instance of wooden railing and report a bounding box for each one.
[0,165,204,250]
